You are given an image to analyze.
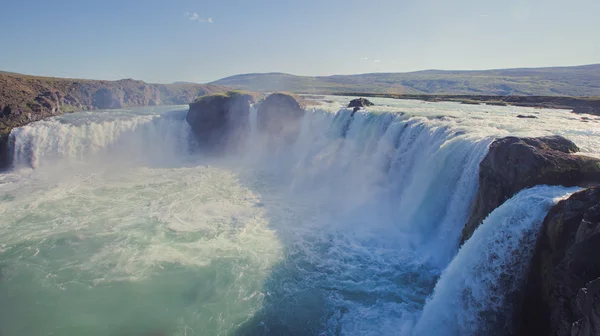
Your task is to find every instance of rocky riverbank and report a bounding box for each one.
[334,93,600,117]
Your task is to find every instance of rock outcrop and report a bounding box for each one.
[186,91,258,151]
[348,98,374,109]
[518,187,600,336]
[91,88,124,109]
[461,136,600,243]
[256,93,305,141]
[0,72,229,169]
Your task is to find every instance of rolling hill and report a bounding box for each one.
[212,64,600,96]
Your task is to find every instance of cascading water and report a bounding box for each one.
[0,97,598,335]
[414,185,579,336]
[10,108,195,169]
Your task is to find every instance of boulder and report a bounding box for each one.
[517,114,538,119]
[518,187,600,336]
[461,136,600,244]
[348,98,374,109]
[186,91,257,150]
[256,93,305,140]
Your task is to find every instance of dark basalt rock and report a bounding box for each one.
[256,93,305,141]
[186,91,257,151]
[517,114,538,119]
[461,136,600,244]
[0,133,10,171]
[517,187,600,336]
[348,98,374,108]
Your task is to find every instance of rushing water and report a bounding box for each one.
[0,99,599,335]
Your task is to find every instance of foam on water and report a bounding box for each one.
[0,165,284,335]
[0,98,599,335]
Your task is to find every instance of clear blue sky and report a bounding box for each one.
[1,0,598,83]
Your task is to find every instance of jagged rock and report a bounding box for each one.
[256,93,305,140]
[518,188,600,336]
[461,136,600,244]
[517,114,538,119]
[348,98,374,109]
[33,90,61,114]
[186,91,257,151]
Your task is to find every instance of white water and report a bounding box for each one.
[414,185,579,336]
[11,107,195,169]
[0,98,598,335]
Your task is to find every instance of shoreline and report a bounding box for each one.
[331,93,600,116]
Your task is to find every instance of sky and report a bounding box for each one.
[0,0,599,83]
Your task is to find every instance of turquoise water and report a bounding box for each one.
[0,165,284,335]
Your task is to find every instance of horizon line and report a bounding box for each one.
[2,62,599,85]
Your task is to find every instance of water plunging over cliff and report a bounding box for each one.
[0,97,598,335]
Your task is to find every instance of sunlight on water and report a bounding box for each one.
[1,98,599,335]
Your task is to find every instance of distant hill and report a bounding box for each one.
[172,81,201,85]
[212,64,600,96]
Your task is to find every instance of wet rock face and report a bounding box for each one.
[186,92,256,151]
[92,88,124,109]
[461,136,600,244]
[518,188,600,336]
[256,93,305,141]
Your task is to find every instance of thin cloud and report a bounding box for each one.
[185,12,214,23]
[480,14,489,17]
[360,57,369,61]
[374,59,381,63]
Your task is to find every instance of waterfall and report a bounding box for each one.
[5,102,579,335]
[414,185,580,335]
[8,106,491,265]
[9,109,194,169]
[240,108,492,266]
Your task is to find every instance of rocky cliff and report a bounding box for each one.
[518,187,600,336]
[457,135,600,335]
[461,136,600,244]
[0,72,229,169]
